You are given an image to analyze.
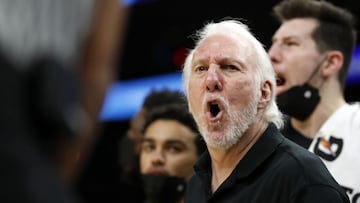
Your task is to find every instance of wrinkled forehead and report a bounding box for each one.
[193,33,255,65]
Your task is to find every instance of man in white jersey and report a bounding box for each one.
[268,0,360,202]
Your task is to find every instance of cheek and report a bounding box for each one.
[285,54,315,82]
[139,154,149,173]
[228,81,254,105]
[188,80,203,112]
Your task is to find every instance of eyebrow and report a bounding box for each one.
[141,137,154,143]
[193,56,244,66]
[273,34,302,42]
[165,140,187,146]
[141,137,187,146]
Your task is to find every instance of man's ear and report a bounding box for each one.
[258,80,272,109]
[322,50,343,77]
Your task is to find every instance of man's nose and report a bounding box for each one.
[150,149,166,166]
[268,44,282,64]
[206,64,222,92]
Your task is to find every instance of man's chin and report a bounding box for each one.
[203,131,228,148]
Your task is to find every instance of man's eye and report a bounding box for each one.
[141,143,155,153]
[222,65,239,71]
[228,65,238,70]
[285,41,298,46]
[167,145,182,153]
[195,66,207,72]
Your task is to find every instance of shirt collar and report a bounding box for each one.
[232,123,283,178]
[194,123,284,179]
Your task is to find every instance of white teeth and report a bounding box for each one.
[210,101,218,105]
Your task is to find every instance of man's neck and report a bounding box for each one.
[292,89,346,139]
[209,121,268,192]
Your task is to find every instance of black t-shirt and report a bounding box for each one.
[281,116,312,149]
[185,123,349,203]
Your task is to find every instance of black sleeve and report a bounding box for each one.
[293,185,350,203]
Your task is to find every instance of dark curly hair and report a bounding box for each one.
[143,89,186,110]
[142,103,206,156]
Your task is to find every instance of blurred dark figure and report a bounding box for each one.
[0,0,127,202]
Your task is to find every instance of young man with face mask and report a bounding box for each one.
[117,89,187,202]
[139,103,206,203]
[182,19,349,203]
[268,0,360,202]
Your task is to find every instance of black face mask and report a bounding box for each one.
[276,57,327,121]
[141,174,186,203]
[276,83,320,121]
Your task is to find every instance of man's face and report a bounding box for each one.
[139,119,198,181]
[268,18,322,96]
[187,34,259,149]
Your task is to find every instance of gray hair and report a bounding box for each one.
[182,19,283,128]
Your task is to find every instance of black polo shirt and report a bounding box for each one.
[185,123,349,203]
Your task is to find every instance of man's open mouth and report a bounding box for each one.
[210,102,220,117]
[207,99,224,120]
[276,76,285,86]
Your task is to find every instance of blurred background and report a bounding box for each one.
[101,0,360,129]
[77,0,360,201]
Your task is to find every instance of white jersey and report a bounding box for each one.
[309,103,360,203]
